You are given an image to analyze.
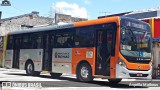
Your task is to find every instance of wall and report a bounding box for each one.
[153,43,160,68]
[0,36,3,67]
[0,12,53,36]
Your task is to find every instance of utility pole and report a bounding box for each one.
[99,11,111,17]
[54,5,63,25]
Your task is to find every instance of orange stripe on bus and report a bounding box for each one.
[74,16,119,27]
[119,53,150,70]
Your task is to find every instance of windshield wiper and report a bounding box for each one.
[127,28,139,57]
[142,31,147,40]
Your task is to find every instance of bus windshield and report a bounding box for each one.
[120,27,152,58]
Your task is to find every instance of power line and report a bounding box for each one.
[0,0,27,13]
[11,5,27,13]
[99,11,111,16]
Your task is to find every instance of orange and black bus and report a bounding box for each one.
[5,16,152,83]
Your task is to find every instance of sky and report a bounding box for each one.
[0,0,160,20]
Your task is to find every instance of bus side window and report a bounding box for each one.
[64,37,73,48]
[50,35,54,48]
[22,34,29,49]
[54,32,73,48]
[54,34,62,48]
[35,36,42,49]
[7,36,13,49]
[75,26,95,47]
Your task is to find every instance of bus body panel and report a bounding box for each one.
[119,53,151,70]
[110,18,121,78]
[74,16,119,27]
[19,49,43,71]
[110,56,117,78]
[5,50,13,68]
[52,48,72,74]
[72,48,96,75]
[116,64,152,79]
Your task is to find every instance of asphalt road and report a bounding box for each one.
[0,68,160,90]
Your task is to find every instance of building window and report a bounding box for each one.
[29,15,33,19]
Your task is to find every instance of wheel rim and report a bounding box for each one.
[27,63,33,74]
[80,66,89,78]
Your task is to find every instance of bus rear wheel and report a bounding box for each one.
[50,73,62,78]
[25,61,40,76]
[108,79,122,84]
[76,63,93,82]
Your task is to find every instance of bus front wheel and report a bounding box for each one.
[76,63,93,82]
[25,61,40,76]
[108,79,122,84]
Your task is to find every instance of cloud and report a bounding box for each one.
[83,0,91,4]
[53,2,88,18]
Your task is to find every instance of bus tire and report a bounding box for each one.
[108,79,122,84]
[25,61,40,76]
[76,63,93,82]
[50,73,62,78]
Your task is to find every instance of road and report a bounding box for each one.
[0,68,160,90]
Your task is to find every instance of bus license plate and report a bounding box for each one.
[137,73,142,76]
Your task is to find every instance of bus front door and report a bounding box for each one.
[96,29,113,76]
[12,37,20,68]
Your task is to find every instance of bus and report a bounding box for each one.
[5,16,152,83]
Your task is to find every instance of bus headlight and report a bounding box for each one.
[118,58,126,68]
[150,64,152,70]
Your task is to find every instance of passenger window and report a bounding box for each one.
[75,26,95,47]
[54,32,73,48]
[7,36,13,49]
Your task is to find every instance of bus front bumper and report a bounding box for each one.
[116,64,152,79]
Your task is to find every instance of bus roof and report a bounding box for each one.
[8,16,120,35]
[9,23,74,35]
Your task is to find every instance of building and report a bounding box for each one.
[0,11,53,36]
[0,12,88,36]
[55,13,88,24]
[98,8,160,19]
[98,11,131,19]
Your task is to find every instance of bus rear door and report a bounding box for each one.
[42,34,52,71]
[12,36,20,68]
